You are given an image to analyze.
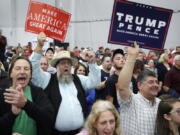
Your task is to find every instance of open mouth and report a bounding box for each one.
[64,69,69,72]
[17,77,27,84]
[103,132,112,135]
[17,77,26,80]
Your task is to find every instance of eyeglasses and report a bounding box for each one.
[169,108,180,115]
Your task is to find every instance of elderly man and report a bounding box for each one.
[30,32,101,135]
[117,42,160,135]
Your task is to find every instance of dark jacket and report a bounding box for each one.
[44,74,88,133]
[0,84,54,135]
[156,63,172,83]
[0,69,10,89]
[0,35,7,62]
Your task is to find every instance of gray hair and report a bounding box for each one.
[137,69,157,83]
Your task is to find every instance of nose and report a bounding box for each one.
[19,68,26,73]
[106,122,113,130]
[152,81,159,88]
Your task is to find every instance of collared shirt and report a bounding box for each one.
[55,82,84,131]
[29,52,101,131]
[119,93,160,135]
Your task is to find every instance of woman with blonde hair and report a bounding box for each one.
[77,100,122,135]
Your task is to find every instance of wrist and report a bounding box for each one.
[20,98,27,108]
[34,45,43,53]
[37,42,44,47]
[126,57,136,63]
[126,60,136,63]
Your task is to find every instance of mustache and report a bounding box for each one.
[150,86,159,90]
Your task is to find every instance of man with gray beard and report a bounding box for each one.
[30,32,101,135]
[58,72,73,83]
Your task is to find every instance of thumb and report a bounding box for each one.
[16,85,23,92]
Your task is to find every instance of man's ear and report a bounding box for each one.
[163,114,171,121]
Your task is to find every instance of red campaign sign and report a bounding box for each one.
[25,1,71,42]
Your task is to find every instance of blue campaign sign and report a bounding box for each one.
[108,0,173,50]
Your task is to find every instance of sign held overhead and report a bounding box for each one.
[108,0,173,50]
[25,1,71,42]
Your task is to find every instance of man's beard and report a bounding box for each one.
[114,65,122,71]
[57,72,73,83]
[106,66,112,71]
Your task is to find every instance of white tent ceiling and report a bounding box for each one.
[0,0,180,50]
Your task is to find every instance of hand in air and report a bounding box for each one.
[37,32,46,46]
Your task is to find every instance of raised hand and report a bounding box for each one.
[127,41,139,56]
[84,50,95,64]
[37,32,46,47]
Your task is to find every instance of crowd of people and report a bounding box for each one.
[0,31,180,135]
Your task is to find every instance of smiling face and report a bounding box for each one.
[95,110,116,135]
[10,59,31,89]
[76,65,86,76]
[138,76,159,100]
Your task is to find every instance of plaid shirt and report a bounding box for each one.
[119,93,160,135]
